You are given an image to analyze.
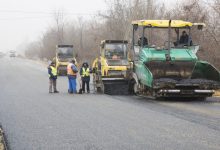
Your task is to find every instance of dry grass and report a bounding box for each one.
[0,128,4,150]
[0,128,5,150]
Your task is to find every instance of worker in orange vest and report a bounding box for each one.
[67,60,78,94]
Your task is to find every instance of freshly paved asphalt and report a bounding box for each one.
[0,57,220,150]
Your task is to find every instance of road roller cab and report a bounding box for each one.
[92,40,132,94]
[54,45,77,75]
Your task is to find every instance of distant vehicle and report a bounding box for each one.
[9,51,16,57]
[0,52,5,58]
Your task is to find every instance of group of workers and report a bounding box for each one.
[48,60,92,94]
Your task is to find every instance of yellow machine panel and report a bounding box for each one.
[92,40,131,94]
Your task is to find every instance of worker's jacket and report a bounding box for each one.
[82,67,90,77]
[67,63,78,78]
[48,65,57,80]
[80,67,91,81]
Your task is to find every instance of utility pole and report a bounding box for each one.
[146,0,153,44]
[54,11,64,45]
[78,16,84,52]
[147,0,152,19]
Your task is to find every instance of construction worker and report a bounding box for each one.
[179,31,193,46]
[67,59,78,94]
[112,54,119,59]
[48,61,59,93]
[80,62,92,93]
[138,36,148,47]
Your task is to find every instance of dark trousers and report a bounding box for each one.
[82,80,90,92]
[49,79,57,92]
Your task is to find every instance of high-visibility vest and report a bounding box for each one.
[82,67,90,77]
[49,66,57,77]
[67,63,77,76]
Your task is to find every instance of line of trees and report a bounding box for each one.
[24,0,220,68]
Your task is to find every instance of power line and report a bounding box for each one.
[0,10,98,21]
[0,10,97,16]
[0,10,53,14]
[0,16,52,21]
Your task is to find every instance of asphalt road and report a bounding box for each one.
[0,57,220,150]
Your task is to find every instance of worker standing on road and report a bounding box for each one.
[80,62,92,93]
[48,62,59,93]
[67,60,78,94]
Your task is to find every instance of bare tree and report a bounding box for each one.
[54,10,65,44]
[78,16,84,52]
[24,0,220,68]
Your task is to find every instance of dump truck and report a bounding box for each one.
[54,45,76,75]
[129,20,220,99]
[92,40,131,94]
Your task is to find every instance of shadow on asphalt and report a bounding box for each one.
[111,94,220,105]
[155,97,220,104]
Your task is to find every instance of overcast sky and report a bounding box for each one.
[0,0,176,53]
